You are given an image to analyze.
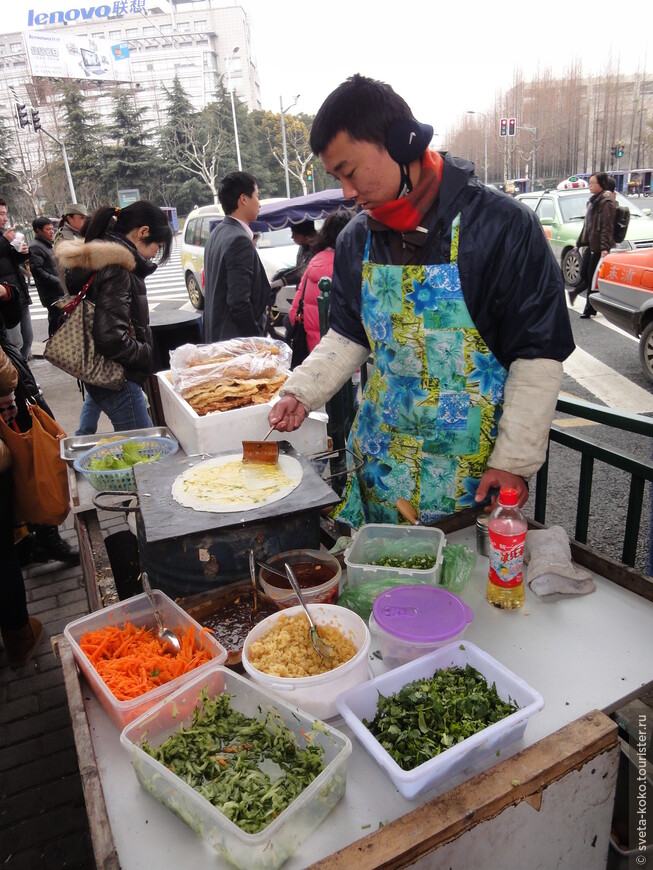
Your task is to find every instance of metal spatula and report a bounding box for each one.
[242,427,279,464]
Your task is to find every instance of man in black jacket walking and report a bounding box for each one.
[29,217,65,336]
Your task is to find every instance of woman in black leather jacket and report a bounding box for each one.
[55,201,172,431]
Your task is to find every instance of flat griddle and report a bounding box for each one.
[133,442,339,544]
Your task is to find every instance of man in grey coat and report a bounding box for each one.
[203,171,271,342]
[29,217,65,336]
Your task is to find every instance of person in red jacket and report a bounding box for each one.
[287,211,352,352]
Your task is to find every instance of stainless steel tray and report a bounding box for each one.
[60,426,176,463]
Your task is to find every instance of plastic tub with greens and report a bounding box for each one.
[336,641,543,800]
[120,664,351,870]
[344,524,445,587]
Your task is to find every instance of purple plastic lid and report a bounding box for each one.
[372,585,473,643]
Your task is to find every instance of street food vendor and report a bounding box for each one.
[269,75,575,527]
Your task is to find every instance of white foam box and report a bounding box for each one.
[157,370,329,456]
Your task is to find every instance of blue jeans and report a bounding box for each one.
[75,393,103,436]
[6,298,34,361]
[85,380,152,432]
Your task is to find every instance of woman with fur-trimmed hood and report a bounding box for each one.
[55,201,172,431]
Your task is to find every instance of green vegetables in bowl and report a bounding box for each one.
[363,664,519,771]
[88,441,161,471]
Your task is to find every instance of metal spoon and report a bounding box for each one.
[140,572,181,656]
[248,549,259,615]
[284,563,333,659]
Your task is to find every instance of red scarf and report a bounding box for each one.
[369,150,443,231]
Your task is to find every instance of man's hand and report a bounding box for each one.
[475,467,528,510]
[268,395,307,432]
[2,226,16,244]
[0,284,10,301]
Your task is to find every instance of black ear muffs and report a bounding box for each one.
[386,118,434,164]
[386,118,434,197]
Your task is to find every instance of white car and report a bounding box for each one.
[180,205,297,310]
[557,176,589,190]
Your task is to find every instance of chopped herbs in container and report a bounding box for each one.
[363,664,519,771]
[141,691,325,833]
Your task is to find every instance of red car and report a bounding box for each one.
[592,247,653,381]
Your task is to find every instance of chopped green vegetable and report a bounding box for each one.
[368,553,437,569]
[363,664,519,772]
[89,441,160,471]
[141,691,325,834]
[511,779,521,787]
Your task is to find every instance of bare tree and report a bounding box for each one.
[260,111,313,195]
[160,113,227,205]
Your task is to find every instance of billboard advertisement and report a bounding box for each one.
[24,30,132,82]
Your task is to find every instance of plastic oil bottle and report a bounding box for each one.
[486,487,527,610]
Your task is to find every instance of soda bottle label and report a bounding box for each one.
[488,530,525,589]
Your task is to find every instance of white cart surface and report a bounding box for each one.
[60,525,652,869]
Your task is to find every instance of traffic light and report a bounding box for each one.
[611,145,618,158]
[307,164,313,182]
[15,102,29,128]
[31,108,41,132]
[617,142,624,158]
[500,118,508,137]
[508,118,516,136]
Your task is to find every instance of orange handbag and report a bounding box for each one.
[0,403,70,526]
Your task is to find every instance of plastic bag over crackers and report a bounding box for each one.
[169,337,292,394]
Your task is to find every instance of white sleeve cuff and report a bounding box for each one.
[279,329,370,411]
[488,358,562,478]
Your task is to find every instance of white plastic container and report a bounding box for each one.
[336,640,544,800]
[344,523,446,588]
[368,585,474,668]
[241,604,371,719]
[120,665,352,870]
[64,591,227,729]
[156,371,328,456]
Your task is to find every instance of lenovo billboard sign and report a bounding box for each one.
[27,1,146,27]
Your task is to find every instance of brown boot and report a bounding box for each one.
[2,617,44,669]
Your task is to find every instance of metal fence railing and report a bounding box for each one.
[535,396,653,567]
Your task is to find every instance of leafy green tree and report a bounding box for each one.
[156,75,206,212]
[58,82,108,209]
[105,89,160,200]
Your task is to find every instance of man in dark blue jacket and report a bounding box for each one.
[203,171,271,342]
[29,217,65,336]
[270,75,574,528]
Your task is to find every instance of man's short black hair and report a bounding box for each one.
[291,220,316,237]
[309,74,414,156]
[218,171,258,214]
[33,216,53,232]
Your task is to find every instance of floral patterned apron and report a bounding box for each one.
[334,215,508,528]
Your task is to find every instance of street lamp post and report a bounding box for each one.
[280,94,300,198]
[467,110,488,185]
[226,47,242,171]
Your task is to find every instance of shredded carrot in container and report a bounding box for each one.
[79,621,213,701]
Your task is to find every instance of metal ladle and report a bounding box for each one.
[284,563,334,660]
[140,571,181,656]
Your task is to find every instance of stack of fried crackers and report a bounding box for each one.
[178,342,289,415]
[182,371,288,415]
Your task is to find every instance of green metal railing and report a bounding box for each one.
[535,396,653,566]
